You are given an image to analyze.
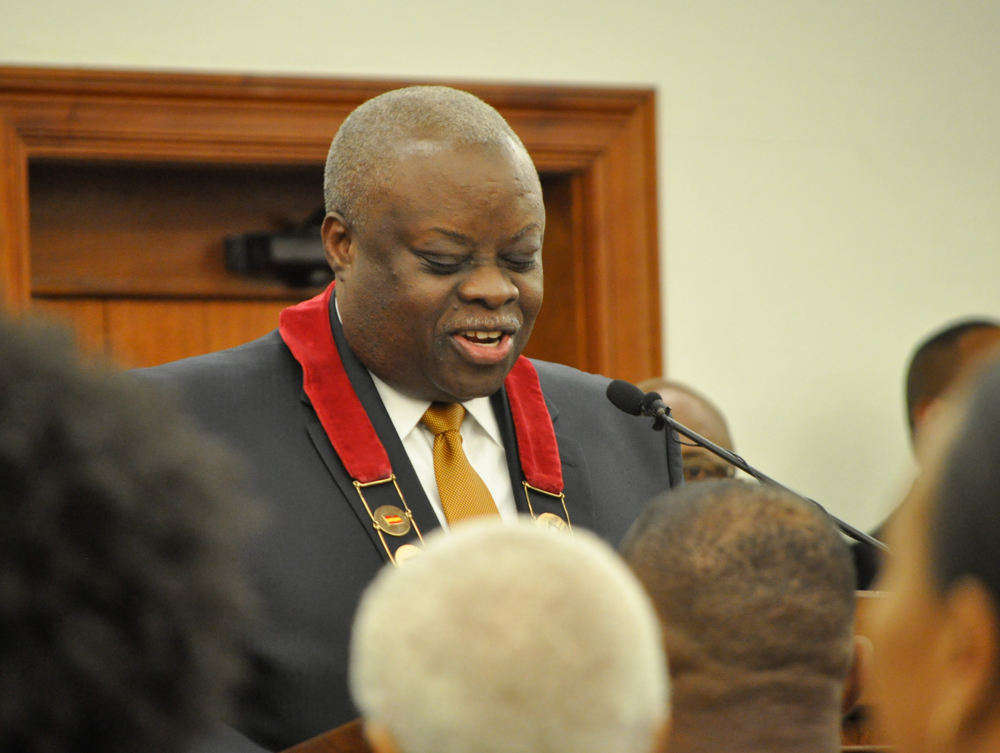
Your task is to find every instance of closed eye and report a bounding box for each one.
[413,250,467,275]
[503,252,539,272]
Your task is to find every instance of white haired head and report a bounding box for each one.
[349,520,669,753]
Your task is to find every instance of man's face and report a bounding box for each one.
[868,477,945,753]
[655,387,735,482]
[868,404,966,753]
[680,447,735,483]
[326,139,544,402]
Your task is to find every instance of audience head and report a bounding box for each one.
[321,85,545,404]
[905,318,1000,448]
[872,359,1000,753]
[0,317,254,753]
[636,378,735,482]
[621,480,857,753]
[349,521,669,753]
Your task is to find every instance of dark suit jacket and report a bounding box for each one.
[138,303,681,752]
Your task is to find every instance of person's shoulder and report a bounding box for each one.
[531,359,625,415]
[530,359,678,536]
[530,357,669,449]
[129,331,309,449]
[134,330,294,386]
[131,331,303,420]
[530,358,636,427]
[530,358,613,400]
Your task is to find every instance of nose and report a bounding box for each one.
[457,263,519,309]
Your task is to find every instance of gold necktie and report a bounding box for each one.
[421,403,500,525]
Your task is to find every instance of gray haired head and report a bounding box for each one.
[324,86,531,230]
[349,520,668,753]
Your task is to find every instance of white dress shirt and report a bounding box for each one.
[368,372,519,528]
[335,300,517,528]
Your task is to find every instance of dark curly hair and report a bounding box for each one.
[620,480,855,708]
[0,316,255,753]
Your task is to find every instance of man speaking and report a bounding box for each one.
[140,86,681,751]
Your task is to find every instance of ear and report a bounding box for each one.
[322,212,355,278]
[842,634,874,716]
[929,578,1000,746]
[363,720,401,753]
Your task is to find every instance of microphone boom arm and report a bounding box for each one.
[651,404,890,554]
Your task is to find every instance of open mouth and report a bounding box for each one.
[451,328,515,365]
[459,330,504,347]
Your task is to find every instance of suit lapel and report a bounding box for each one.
[302,294,442,565]
[303,416,386,557]
[493,386,597,532]
[491,387,526,511]
[326,295,441,536]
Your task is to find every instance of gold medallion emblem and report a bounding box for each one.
[394,544,422,567]
[535,512,569,532]
[373,505,412,536]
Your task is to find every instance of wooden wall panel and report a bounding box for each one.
[106,300,209,368]
[29,162,325,299]
[97,299,290,368]
[30,297,107,355]
[0,67,662,381]
[0,118,30,308]
[27,298,293,369]
[205,300,287,352]
[522,174,586,367]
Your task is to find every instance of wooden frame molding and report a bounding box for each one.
[0,66,661,381]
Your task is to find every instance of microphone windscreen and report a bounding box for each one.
[641,391,665,414]
[606,379,646,416]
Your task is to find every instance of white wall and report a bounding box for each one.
[4,0,999,532]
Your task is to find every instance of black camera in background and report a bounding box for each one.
[225,208,334,288]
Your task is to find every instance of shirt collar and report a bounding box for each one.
[338,297,505,448]
[368,372,504,449]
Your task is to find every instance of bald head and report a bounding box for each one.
[324,86,533,230]
[638,378,734,482]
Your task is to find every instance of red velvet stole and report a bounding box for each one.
[278,284,564,495]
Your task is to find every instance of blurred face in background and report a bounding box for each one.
[639,383,735,483]
[869,475,949,753]
[870,405,1000,753]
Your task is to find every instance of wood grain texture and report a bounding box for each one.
[30,296,107,355]
[521,173,584,368]
[106,300,209,368]
[204,300,288,352]
[0,120,30,309]
[29,161,326,299]
[0,66,661,381]
[102,299,294,367]
[282,719,370,753]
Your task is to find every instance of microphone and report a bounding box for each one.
[606,380,672,430]
[606,380,889,553]
[606,379,646,416]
